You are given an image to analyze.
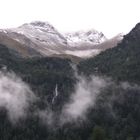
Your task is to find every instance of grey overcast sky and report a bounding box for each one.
[0,0,140,38]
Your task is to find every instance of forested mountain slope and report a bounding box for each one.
[78,23,140,84]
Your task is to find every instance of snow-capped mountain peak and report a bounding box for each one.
[64,29,107,47]
[21,21,58,34]
[30,21,53,27]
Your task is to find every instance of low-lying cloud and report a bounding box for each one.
[0,71,35,123]
[61,75,107,123]
[37,69,109,126]
[37,72,140,127]
[1,69,139,128]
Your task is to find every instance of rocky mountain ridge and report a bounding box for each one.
[0,21,123,59]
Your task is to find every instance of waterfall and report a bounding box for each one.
[52,84,58,104]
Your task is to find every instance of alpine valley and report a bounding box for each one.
[0,21,123,59]
[0,21,140,140]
